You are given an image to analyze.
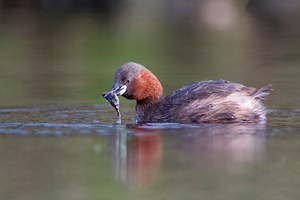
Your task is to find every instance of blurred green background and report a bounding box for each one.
[0,0,300,108]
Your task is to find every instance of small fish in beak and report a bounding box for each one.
[102,84,127,124]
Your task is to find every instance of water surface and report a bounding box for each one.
[0,105,300,200]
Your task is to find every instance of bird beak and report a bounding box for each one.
[102,83,127,98]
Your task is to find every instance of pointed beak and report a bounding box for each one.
[102,83,127,99]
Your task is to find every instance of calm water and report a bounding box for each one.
[0,105,300,200]
[1,1,300,200]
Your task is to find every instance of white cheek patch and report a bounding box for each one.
[118,85,127,96]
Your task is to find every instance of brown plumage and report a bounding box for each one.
[103,62,272,124]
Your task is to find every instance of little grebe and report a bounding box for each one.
[103,62,272,123]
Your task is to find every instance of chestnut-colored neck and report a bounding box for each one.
[131,68,163,122]
[131,68,163,101]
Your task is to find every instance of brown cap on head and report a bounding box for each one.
[115,62,145,82]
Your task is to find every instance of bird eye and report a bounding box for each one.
[126,79,131,83]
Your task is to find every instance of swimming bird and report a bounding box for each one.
[103,62,272,124]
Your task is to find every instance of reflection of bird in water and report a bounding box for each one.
[170,124,266,169]
[113,123,266,188]
[113,127,162,188]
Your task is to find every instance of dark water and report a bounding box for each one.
[1,1,300,200]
